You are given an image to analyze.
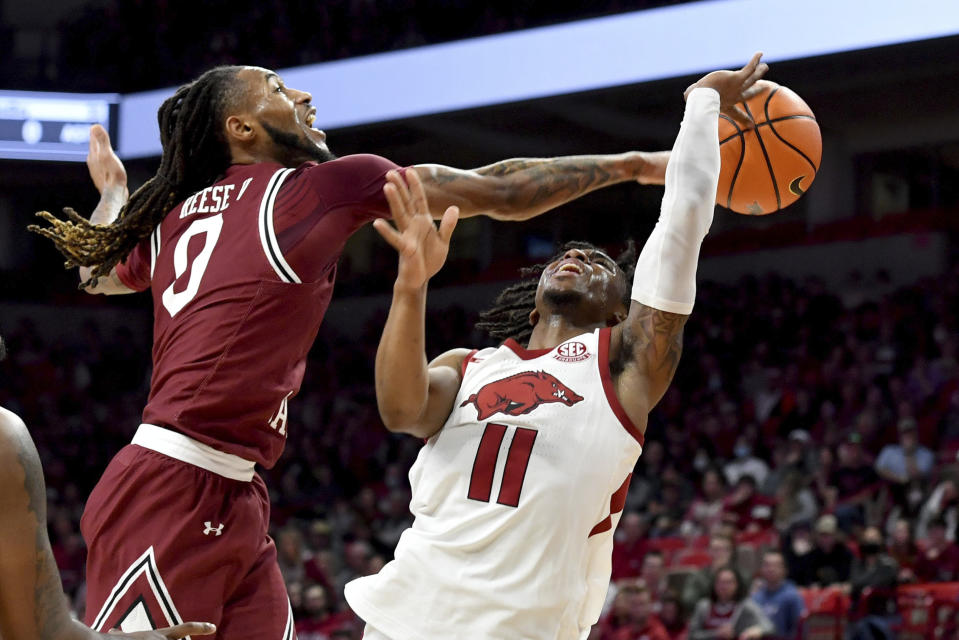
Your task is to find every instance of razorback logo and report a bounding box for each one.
[461,370,584,420]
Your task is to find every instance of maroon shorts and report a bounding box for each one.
[80,444,295,639]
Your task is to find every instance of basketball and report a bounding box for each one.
[716,80,822,215]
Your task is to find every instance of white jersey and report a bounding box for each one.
[345,328,644,640]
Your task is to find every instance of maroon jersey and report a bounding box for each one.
[115,155,400,467]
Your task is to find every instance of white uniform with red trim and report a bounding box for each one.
[345,327,643,640]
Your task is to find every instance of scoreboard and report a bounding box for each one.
[0,90,118,162]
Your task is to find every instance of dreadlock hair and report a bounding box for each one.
[476,239,637,346]
[28,66,245,287]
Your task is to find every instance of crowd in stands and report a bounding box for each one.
[17,0,696,92]
[1,257,957,639]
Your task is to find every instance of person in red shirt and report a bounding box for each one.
[595,582,671,640]
[613,511,649,580]
[29,66,670,638]
[294,584,354,640]
[721,475,775,533]
[915,516,959,582]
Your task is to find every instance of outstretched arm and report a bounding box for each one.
[611,54,768,421]
[413,150,669,221]
[373,170,466,439]
[0,408,214,640]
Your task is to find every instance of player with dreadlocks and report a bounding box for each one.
[344,55,767,640]
[29,63,674,639]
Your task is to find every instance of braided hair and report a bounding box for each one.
[29,66,244,286]
[476,240,636,346]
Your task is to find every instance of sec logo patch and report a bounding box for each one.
[554,341,590,362]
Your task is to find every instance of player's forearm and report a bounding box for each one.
[375,285,432,433]
[416,151,665,221]
[89,184,128,226]
[78,185,129,293]
[631,89,720,315]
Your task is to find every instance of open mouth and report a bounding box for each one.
[304,109,317,128]
[556,262,584,275]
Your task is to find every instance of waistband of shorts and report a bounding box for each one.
[131,424,256,482]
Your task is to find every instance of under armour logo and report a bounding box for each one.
[203,522,224,536]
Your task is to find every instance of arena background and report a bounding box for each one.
[0,1,958,637]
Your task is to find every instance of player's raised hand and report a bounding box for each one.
[374,169,459,291]
[86,124,128,196]
[109,621,216,639]
[684,53,769,129]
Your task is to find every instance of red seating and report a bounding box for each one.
[671,548,713,569]
[645,537,689,566]
[895,585,934,640]
[799,586,850,640]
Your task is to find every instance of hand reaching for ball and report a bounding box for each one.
[685,52,769,129]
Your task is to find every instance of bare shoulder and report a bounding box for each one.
[428,347,474,372]
[0,406,29,458]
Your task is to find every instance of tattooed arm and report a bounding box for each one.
[412,151,668,221]
[0,407,213,640]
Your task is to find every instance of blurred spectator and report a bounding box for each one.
[827,433,880,531]
[277,526,308,585]
[794,515,853,587]
[751,550,804,640]
[916,477,959,541]
[721,475,775,534]
[762,429,816,496]
[659,592,688,640]
[681,534,736,614]
[648,469,692,538]
[612,512,649,581]
[848,526,898,616]
[641,551,669,606]
[914,516,959,582]
[681,466,728,538]
[593,581,670,640]
[875,417,934,487]
[781,523,814,587]
[724,437,770,488]
[372,488,413,550]
[335,540,373,595]
[687,567,774,640]
[295,584,354,640]
[886,518,920,583]
[772,472,818,532]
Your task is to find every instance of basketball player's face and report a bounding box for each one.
[536,248,627,325]
[237,67,335,166]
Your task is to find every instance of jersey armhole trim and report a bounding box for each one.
[598,327,644,447]
[461,349,479,377]
[258,168,302,284]
[149,226,161,279]
[588,473,633,537]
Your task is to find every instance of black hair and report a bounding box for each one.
[710,565,748,603]
[29,66,244,286]
[476,240,636,345]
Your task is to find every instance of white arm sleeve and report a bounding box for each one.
[631,87,721,315]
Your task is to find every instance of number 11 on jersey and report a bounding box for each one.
[467,423,537,508]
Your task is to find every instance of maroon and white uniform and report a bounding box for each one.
[345,330,644,640]
[81,155,399,639]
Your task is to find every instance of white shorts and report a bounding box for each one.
[363,625,395,640]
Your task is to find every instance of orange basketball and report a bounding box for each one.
[716,80,822,215]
